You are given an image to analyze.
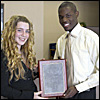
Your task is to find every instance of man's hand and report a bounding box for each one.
[63,86,78,98]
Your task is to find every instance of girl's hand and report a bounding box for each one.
[34,91,48,99]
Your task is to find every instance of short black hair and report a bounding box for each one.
[58,2,77,13]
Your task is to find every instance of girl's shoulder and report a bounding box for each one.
[1,50,8,67]
[1,50,6,60]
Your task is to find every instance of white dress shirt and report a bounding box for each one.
[54,23,99,93]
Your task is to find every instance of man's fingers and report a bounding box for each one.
[42,58,45,60]
[34,64,38,67]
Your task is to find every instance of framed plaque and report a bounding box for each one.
[38,59,67,97]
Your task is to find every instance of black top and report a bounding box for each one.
[1,50,38,99]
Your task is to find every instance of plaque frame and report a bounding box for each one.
[38,59,67,98]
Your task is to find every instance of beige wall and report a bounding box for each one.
[1,1,44,61]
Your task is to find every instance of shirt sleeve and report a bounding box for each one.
[75,34,99,93]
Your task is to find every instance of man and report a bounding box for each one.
[54,1,99,99]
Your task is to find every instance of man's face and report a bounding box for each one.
[59,6,79,31]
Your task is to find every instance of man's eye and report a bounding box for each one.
[66,15,71,18]
[59,15,63,19]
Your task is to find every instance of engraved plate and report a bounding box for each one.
[38,59,67,97]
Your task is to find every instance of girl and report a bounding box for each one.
[1,15,47,99]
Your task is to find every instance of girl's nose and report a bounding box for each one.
[22,30,27,36]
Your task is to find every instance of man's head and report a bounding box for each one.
[58,2,79,32]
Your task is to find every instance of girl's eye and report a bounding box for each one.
[26,30,30,33]
[16,28,30,33]
[16,29,23,32]
[17,29,22,32]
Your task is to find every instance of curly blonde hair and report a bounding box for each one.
[1,15,36,83]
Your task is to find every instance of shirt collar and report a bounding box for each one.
[64,23,82,39]
[70,23,82,38]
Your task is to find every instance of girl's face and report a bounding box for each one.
[15,21,30,48]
